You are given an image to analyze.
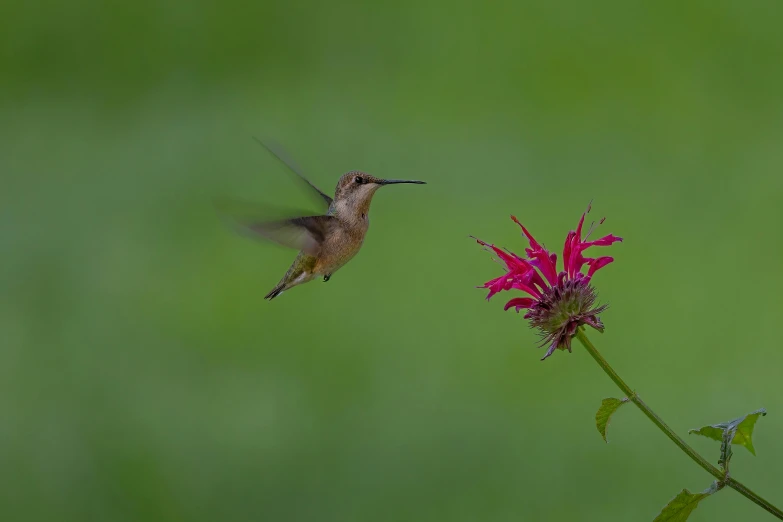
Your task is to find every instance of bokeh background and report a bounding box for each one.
[3,1,783,520]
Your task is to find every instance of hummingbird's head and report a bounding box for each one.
[333,171,426,217]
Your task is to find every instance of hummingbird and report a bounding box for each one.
[225,139,426,300]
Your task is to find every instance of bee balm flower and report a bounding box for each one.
[474,205,622,360]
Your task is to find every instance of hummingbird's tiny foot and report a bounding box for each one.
[323,274,331,283]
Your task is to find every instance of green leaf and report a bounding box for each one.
[653,489,709,522]
[595,397,628,442]
[688,408,767,456]
[687,425,724,442]
[732,409,766,455]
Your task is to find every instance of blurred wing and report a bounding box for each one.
[243,215,335,256]
[253,137,334,208]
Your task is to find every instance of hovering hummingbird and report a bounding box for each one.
[224,139,426,300]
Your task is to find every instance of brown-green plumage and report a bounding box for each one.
[235,140,425,300]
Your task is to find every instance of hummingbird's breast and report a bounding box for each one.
[314,218,367,275]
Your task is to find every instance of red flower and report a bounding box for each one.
[474,204,622,360]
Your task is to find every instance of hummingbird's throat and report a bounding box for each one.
[335,190,379,220]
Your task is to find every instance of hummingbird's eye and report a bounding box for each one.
[354,176,364,184]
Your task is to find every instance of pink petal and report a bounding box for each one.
[476,238,532,274]
[566,212,589,278]
[525,248,558,287]
[568,232,622,278]
[481,271,541,300]
[511,215,542,249]
[519,265,548,294]
[572,252,588,277]
[503,297,535,312]
[584,234,623,247]
[481,274,514,300]
[510,215,558,287]
[586,256,614,277]
[509,279,543,299]
[562,230,576,279]
[574,212,586,242]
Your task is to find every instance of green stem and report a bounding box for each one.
[575,328,783,520]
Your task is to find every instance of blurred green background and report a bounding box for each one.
[2,1,783,520]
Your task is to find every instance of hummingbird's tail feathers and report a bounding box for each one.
[264,283,286,300]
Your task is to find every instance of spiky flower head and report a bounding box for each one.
[474,204,622,360]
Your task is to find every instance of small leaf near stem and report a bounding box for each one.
[653,483,721,522]
[596,397,629,442]
[689,409,766,457]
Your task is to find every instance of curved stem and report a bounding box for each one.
[575,329,783,520]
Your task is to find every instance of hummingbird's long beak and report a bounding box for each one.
[378,179,427,185]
